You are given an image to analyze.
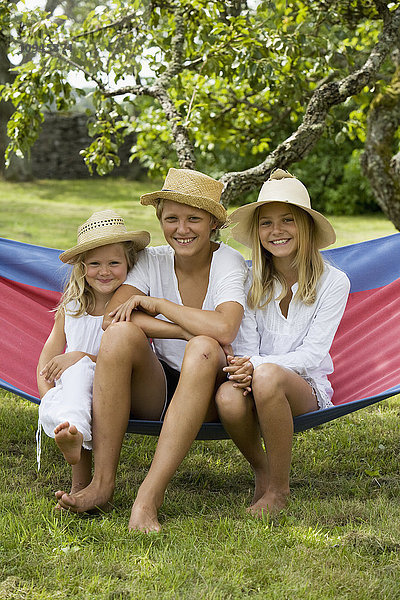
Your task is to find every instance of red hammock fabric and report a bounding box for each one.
[1,234,399,437]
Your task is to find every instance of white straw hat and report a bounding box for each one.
[140,168,227,227]
[229,169,336,249]
[59,210,151,263]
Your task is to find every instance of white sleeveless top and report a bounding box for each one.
[64,301,104,355]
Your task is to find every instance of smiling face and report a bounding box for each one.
[159,200,216,256]
[258,202,299,262]
[83,243,128,301]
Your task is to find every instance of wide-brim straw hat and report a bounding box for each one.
[229,169,336,249]
[59,210,151,263]
[140,168,227,227]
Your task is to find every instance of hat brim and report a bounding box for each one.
[229,200,336,250]
[59,231,151,263]
[140,190,227,227]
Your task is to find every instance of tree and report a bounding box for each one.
[0,0,101,179]
[1,0,400,226]
[361,56,400,227]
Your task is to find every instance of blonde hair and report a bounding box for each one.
[248,204,324,310]
[56,242,137,318]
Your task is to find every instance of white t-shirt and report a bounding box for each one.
[234,262,350,409]
[124,243,248,371]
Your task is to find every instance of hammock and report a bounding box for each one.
[1,234,400,439]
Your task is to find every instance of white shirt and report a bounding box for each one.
[64,301,104,355]
[124,243,248,371]
[235,262,350,408]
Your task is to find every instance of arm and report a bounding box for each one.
[103,284,146,330]
[156,298,244,345]
[36,311,67,398]
[250,272,350,374]
[104,284,191,340]
[110,295,244,346]
[37,313,97,395]
[130,310,192,341]
[40,351,97,383]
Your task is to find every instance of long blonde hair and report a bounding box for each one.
[56,242,137,318]
[247,204,324,310]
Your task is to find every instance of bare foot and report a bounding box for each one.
[54,483,87,511]
[55,481,114,514]
[54,448,92,511]
[128,499,161,533]
[247,489,289,518]
[54,422,83,465]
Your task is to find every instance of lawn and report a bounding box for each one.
[0,178,399,600]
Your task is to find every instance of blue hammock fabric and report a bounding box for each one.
[1,234,400,439]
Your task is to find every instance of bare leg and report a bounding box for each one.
[215,382,269,504]
[54,422,83,465]
[129,336,226,533]
[248,364,318,517]
[70,449,92,493]
[57,322,166,513]
[55,449,92,509]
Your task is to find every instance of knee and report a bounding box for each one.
[100,322,148,357]
[216,381,250,420]
[252,363,286,401]
[184,335,223,365]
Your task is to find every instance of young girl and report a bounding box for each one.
[216,169,350,516]
[55,168,251,531]
[37,210,150,495]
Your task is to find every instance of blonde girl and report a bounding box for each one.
[37,210,150,495]
[216,170,350,516]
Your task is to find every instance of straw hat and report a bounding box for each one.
[59,210,151,263]
[229,169,336,249]
[140,168,227,227]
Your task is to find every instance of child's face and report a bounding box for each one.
[84,243,128,299]
[258,202,299,261]
[160,200,216,256]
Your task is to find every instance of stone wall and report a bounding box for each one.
[30,112,143,179]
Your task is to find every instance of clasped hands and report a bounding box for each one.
[223,355,254,396]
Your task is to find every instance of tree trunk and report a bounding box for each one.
[361,64,400,231]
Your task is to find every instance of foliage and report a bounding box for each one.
[1,1,400,220]
[295,138,378,215]
[0,2,393,170]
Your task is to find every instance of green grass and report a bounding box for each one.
[0,178,397,256]
[1,177,400,599]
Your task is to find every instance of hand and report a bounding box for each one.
[109,295,160,322]
[39,351,86,383]
[223,355,254,396]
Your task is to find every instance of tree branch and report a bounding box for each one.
[159,5,186,86]
[101,4,196,169]
[150,86,196,169]
[220,5,400,205]
[70,12,138,41]
[53,52,108,91]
